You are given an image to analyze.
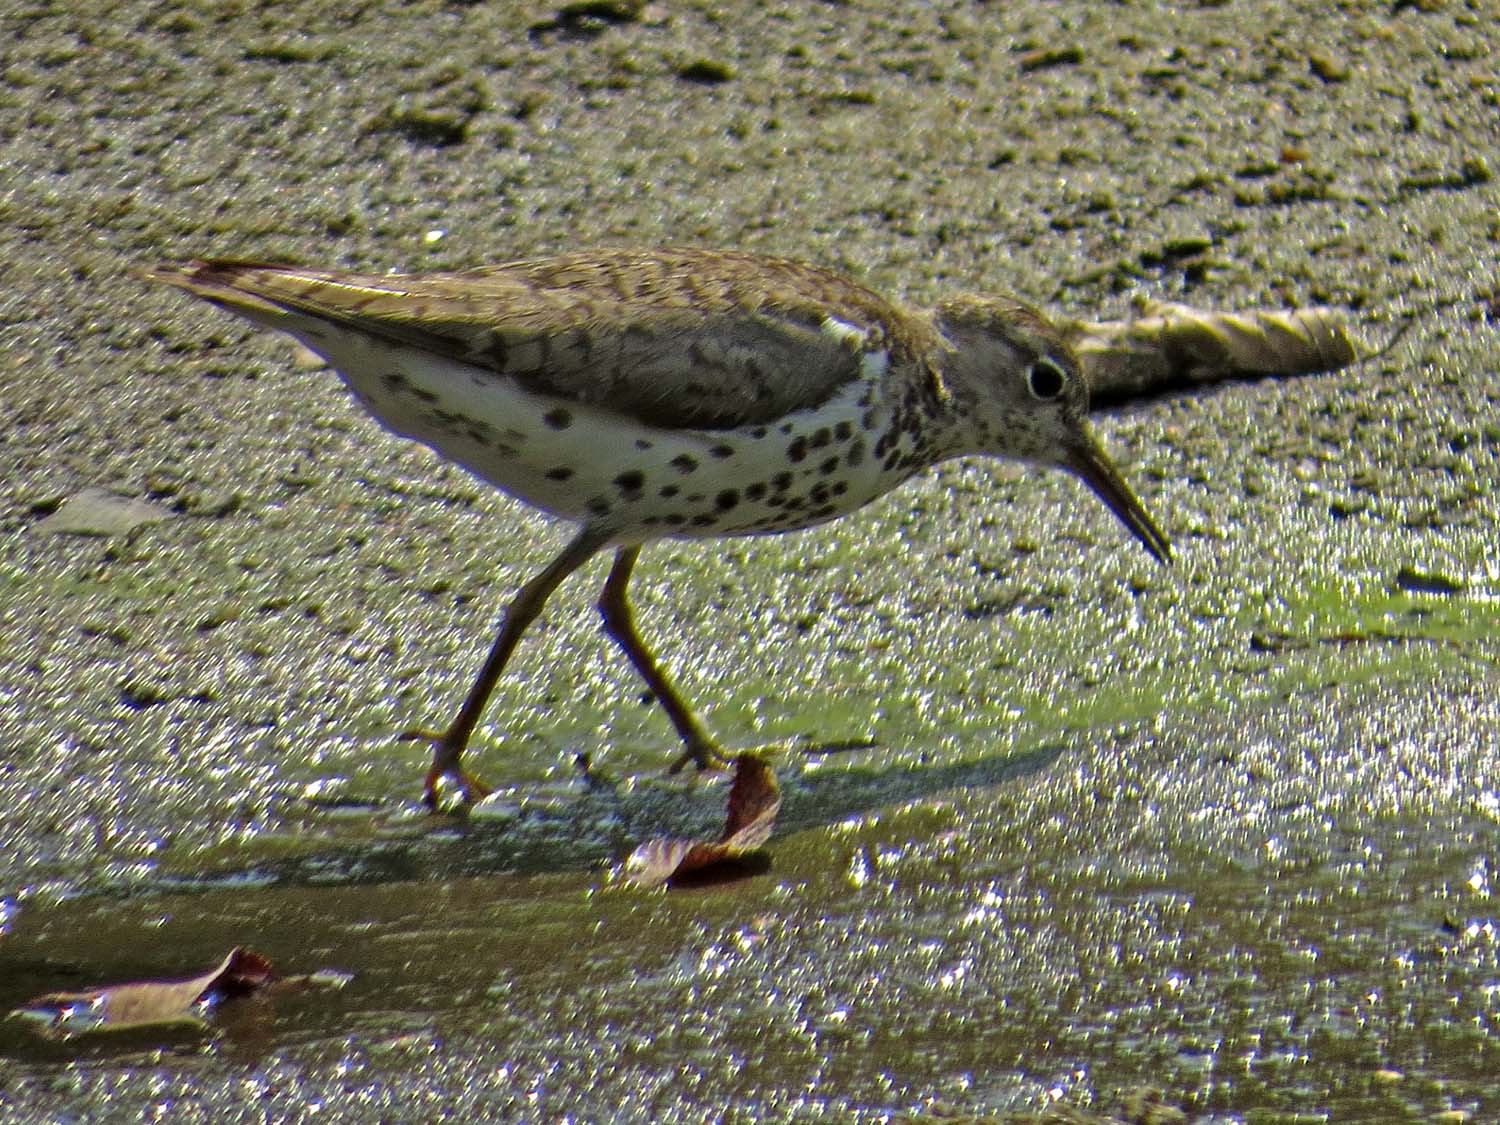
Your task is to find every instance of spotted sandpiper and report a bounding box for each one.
[144,248,1170,808]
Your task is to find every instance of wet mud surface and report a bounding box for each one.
[2,1,1498,1120]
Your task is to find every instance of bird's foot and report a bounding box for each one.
[422,764,495,811]
[399,727,494,811]
[667,740,730,775]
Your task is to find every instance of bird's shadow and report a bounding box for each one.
[141,735,1073,895]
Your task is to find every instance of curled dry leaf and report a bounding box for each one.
[624,753,782,889]
[15,947,276,1039]
[1069,300,1362,403]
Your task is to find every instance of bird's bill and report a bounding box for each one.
[1065,436,1171,565]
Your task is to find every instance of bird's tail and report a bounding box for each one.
[135,259,299,328]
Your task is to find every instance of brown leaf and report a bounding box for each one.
[624,753,782,889]
[719,751,781,849]
[17,947,276,1039]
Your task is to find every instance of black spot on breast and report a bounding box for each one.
[586,497,611,517]
[809,427,832,450]
[882,451,902,471]
[690,513,718,527]
[779,422,795,435]
[716,489,739,511]
[846,439,866,467]
[809,483,830,505]
[745,482,767,501]
[750,426,769,439]
[709,444,735,459]
[786,436,809,463]
[546,467,574,482]
[834,421,854,441]
[543,408,573,430]
[832,481,849,496]
[808,504,838,520]
[771,471,794,492]
[659,484,680,499]
[670,454,699,474]
[614,470,645,497]
[818,456,839,476]
[635,438,654,450]
[663,513,686,527]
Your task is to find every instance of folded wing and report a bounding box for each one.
[146,248,941,432]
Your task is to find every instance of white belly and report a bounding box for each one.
[301,325,910,544]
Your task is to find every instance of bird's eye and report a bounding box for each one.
[1026,357,1068,400]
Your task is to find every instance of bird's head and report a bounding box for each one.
[934,294,1170,565]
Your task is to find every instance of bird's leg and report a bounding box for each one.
[597,545,726,773]
[403,529,605,808]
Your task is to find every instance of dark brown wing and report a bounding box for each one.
[145,248,942,431]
